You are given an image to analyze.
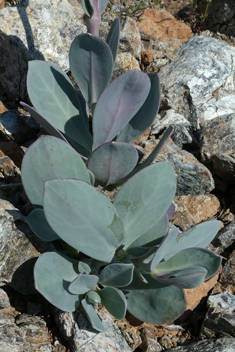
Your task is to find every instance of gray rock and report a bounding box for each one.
[0,311,55,352]
[53,308,132,352]
[140,139,214,195]
[119,17,142,60]
[208,292,235,312]
[197,0,235,36]
[160,36,235,128]
[165,338,235,352]
[151,109,193,148]
[0,0,86,105]
[200,113,235,162]
[0,199,50,293]
[0,110,37,145]
[0,288,10,308]
[200,292,235,338]
[208,221,235,255]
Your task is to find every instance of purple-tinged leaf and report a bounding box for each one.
[69,34,113,105]
[117,73,161,143]
[92,70,151,150]
[117,126,173,184]
[152,248,221,282]
[153,267,207,289]
[87,142,138,186]
[167,202,175,219]
[106,18,120,63]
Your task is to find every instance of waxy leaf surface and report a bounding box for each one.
[99,287,127,320]
[92,70,151,150]
[87,142,138,186]
[43,179,124,262]
[99,263,134,287]
[69,33,113,105]
[69,274,99,294]
[21,136,90,207]
[27,209,60,241]
[82,299,105,332]
[123,272,186,324]
[117,73,161,143]
[34,252,80,312]
[106,18,120,63]
[27,61,92,151]
[114,162,176,249]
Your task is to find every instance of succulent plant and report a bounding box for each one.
[20,0,164,186]
[20,0,222,332]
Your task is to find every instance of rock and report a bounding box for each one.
[211,153,235,184]
[139,138,214,195]
[0,141,24,168]
[151,109,193,148]
[164,338,235,352]
[208,221,235,256]
[0,110,37,146]
[0,199,50,294]
[179,273,219,322]
[0,0,86,105]
[0,288,10,308]
[0,310,57,352]
[197,0,235,36]
[113,52,140,78]
[0,0,4,9]
[53,308,132,352]
[200,113,235,161]
[115,319,142,351]
[171,194,220,231]
[140,326,162,352]
[0,151,21,183]
[212,249,235,294]
[120,17,142,60]
[208,292,235,312]
[160,36,235,128]
[200,292,235,338]
[137,9,192,42]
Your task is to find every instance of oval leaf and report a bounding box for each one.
[34,252,80,312]
[86,290,101,304]
[99,287,127,320]
[27,61,92,151]
[99,263,134,287]
[43,179,124,262]
[153,267,207,289]
[117,73,161,143]
[152,248,222,281]
[123,272,186,324]
[82,299,105,332]
[106,18,120,63]
[21,135,90,207]
[164,220,222,261]
[27,209,60,241]
[69,33,113,105]
[92,70,151,150]
[69,274,99,294]
[87,142,138,186]
[114,162,176,249]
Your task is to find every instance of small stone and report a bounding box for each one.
[137,9,192,42]
[159,335,172,349]
[140,327,162,352]
[0,288,10,308]
[171,194,220,231]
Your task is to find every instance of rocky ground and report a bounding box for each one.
[1,0,235,351]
